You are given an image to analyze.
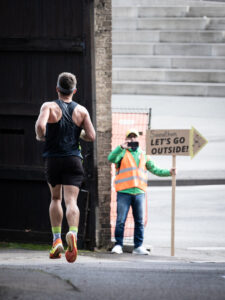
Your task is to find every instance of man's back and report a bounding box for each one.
[43,100,82,158]
[35,99,95,143]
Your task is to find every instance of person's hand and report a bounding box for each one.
[120,141,129,149]
[80,129,88,141]
[36,135,45,142]
[80,129,95,142]
[170,168,176,176]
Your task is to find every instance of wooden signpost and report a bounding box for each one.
[146,127,208,256]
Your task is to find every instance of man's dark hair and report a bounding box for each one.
[57,72,77,95]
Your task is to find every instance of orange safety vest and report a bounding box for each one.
[114,150,148,192]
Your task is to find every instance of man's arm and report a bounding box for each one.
[146,157,172,177]
[108,146,125,164]
[35,103,50,141]
[79,108,96,142]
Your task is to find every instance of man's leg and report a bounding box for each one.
[114,192,132,247]
[48,184,64,259]
[63,185,80,263]
[49,184,63,227]
[63,185,80,229]
[132,193,145,249]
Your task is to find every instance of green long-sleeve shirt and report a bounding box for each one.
[108,146,171,194]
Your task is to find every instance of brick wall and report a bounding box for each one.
[94,0,112,248]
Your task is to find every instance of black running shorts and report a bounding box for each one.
[44,156,85,187]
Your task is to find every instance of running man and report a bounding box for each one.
[35,72,95,262]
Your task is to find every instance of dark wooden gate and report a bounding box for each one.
[0,0,97,249]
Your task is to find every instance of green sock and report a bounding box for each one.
[69,226,78,238]
[52,226,61,242]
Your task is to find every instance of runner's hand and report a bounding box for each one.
[36,135,45,142]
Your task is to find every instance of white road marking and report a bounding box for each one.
[188,247,225,251]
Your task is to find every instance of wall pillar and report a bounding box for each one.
[94,0,112,248]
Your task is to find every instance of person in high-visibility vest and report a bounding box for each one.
[108,128,176,255]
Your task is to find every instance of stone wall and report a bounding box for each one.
[94,0,112,248]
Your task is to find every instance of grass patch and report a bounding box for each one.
[0,242,50,251]
[0,242,92,253]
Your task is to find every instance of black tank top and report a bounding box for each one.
[43,100,82,158]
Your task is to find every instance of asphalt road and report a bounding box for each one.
[1,185,225,299]
[144,185,225,253]
[0,250,225,300]
[120,185,225,261]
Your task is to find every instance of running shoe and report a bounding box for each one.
[65,231,78,263]
[49,238,64,259]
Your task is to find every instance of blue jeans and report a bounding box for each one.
[115,192,145,248]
